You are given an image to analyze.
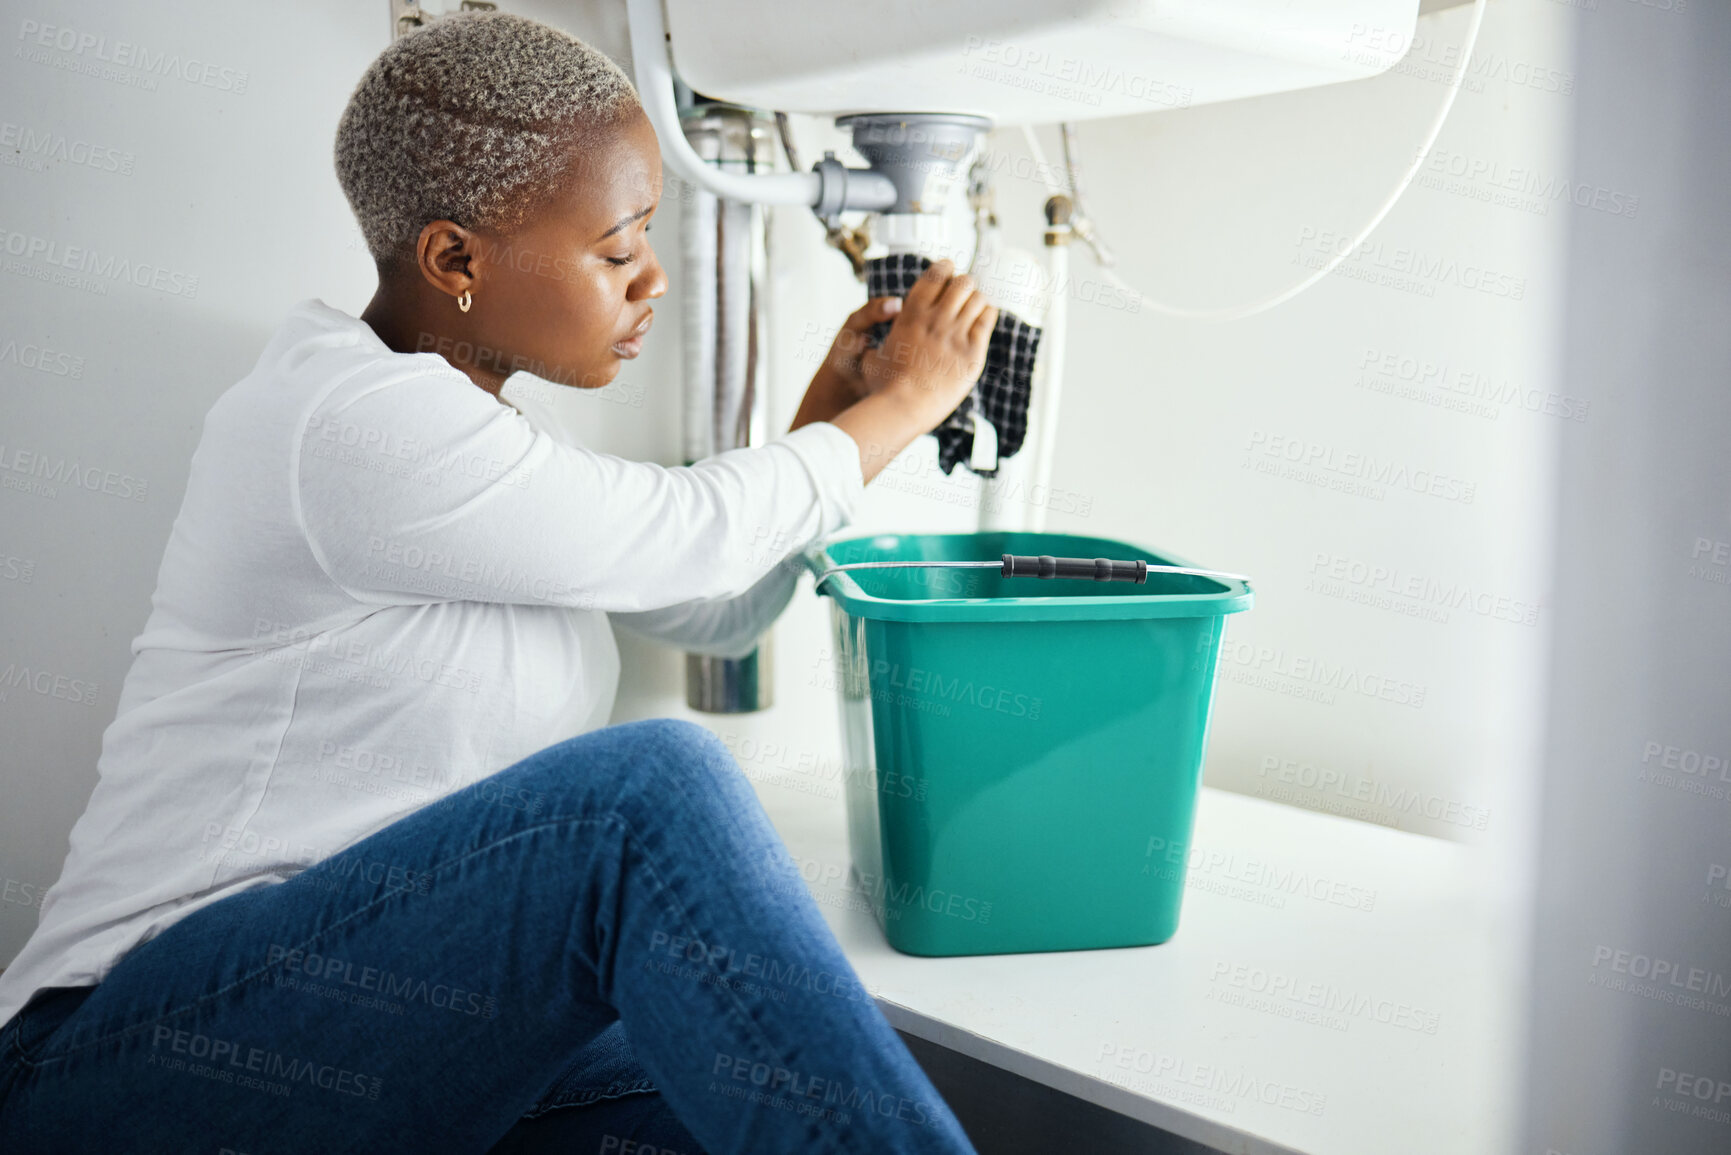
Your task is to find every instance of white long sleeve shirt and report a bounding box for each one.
[0,298,865,1026]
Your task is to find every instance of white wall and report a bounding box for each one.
[2,0,383,963]
[1,0,1569,976]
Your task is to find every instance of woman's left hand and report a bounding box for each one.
[817,297,903,399]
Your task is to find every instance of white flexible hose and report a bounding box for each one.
[1023,0,1488,322]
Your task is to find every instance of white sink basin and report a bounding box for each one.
[664,0,1422,124]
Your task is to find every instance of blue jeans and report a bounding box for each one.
[0,719,977,1154]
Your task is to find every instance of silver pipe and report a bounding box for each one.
[680,105,776,713]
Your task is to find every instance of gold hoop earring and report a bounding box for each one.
[457,289,472,313]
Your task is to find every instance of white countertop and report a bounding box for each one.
[748,776,1521,1155]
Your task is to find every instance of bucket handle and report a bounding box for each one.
[813,554,1251,591]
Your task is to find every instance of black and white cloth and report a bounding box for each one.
[863,253,1041,477]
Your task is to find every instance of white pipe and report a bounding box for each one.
[1027,240,1068,533]
[626,0,821,207]
[1012,126,1071,533]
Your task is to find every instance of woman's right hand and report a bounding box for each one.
[858,258,998,430]
[827,258,1000,485]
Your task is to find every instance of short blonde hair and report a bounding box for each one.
[334,11,640,266]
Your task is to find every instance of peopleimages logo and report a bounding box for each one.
[1707,863,1731,898]
[304,414,535,490]
[1208,961,1441,1034]
[0,119,134,176]
[1656,1066,1731,1108]
[1355,346,1590,423]
[1420,147,1639,219]
[314,739,452,793]
[710,1052,931,1127]
[957,35,1193,110]
[251,617,486,696]
[773,849,993,925]
[1097,1043,1328,1117]
[1218,636,1428,709]
[16,19,250,93]
[1637,739,1731,803]
[1294,227,1526,301]
[1689,535,1731,589]
[1654,1063,1731,1128]
[1255,755,1490,831]
[1307,550,1541,627]
[646,930,873,1006]
[360,536,592,606]
[0,442,148,501]
[0,226,198,297]
[1589,945,1731,1009]
[1243,429,1477,505]
[811,651,1043,722]
[0,661,99,706]
[1185,845,1379,912]
[0,336,85,378]
[266,944,499,1018]
[148,1026,379,1099]
[2,877,48,910]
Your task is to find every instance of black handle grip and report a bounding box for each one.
[999,554,1149,583]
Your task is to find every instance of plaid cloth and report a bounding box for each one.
[863,253,1041,477]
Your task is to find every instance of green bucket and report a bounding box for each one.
[804,531,1253,956]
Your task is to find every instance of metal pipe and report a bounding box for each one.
[680,105,776,713]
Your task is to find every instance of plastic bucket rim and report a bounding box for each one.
[803,529,1254,617]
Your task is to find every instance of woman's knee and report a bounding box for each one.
[616,718,750,808]
[528,718,749,820]
[616,717,730,766]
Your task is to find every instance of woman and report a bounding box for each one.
[0,13,995,1154]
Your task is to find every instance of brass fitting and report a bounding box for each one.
[1043,194,1075,247]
